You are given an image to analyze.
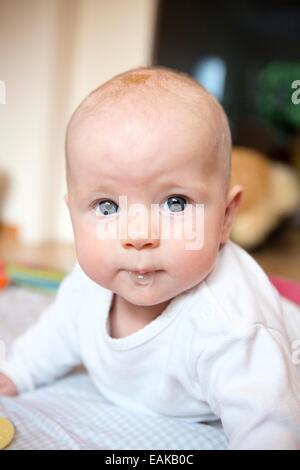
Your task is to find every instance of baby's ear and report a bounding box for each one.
[64,193,69,208]
[220,185,243,245]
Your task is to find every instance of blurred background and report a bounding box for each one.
[0,0,300,286]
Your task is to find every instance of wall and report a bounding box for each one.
[0,0,158,243]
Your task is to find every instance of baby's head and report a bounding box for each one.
[65,66,242,306]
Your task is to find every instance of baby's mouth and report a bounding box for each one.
[127,270,157,286]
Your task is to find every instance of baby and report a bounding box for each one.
[1,66,300,450]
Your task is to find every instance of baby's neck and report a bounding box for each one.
[109,294,171,339]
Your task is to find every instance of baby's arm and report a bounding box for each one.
[0,263,84,395]
[197,325,300,449]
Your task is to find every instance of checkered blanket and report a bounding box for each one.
[0,371,228,450]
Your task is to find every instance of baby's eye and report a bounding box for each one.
[95,199,119,216]
[162,195,188,213]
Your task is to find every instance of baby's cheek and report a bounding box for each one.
[182,245,215,281]
[74,226,115,286]
[190,213,224,278]
[165,213,219,285]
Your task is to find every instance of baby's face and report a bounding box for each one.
[66,98,237,306]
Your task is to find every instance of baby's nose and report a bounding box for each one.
[121,215,159,250]
[119,203,161,250]
[122,232,159,250]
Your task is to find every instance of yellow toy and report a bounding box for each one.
[230,146,300,250]
[0,416,15,450]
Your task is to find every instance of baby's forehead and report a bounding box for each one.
[69,68,223,129]
[69,99,218,171]
[66,68,231,184]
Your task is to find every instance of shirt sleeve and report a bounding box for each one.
[196,324,300,449]
[0,263,83,394]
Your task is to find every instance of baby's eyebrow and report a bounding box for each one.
[88,181,207,196]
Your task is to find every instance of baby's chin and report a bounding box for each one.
[113,269,201,308]
[111,269,174,306]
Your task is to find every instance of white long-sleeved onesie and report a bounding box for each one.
[1,240,300,449]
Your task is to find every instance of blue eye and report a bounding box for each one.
[162,195,188,213]
[95,199,118,216]
[94,196,189,216]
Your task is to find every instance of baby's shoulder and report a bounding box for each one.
[68,262,113,306]
[66,262,100,288]
[183,241,288,337]
[58,262,105,300]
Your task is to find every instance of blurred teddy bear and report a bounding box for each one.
[230,146,300,250]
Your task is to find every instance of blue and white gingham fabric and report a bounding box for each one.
[0,285,228,450]
[0,371,228,450]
